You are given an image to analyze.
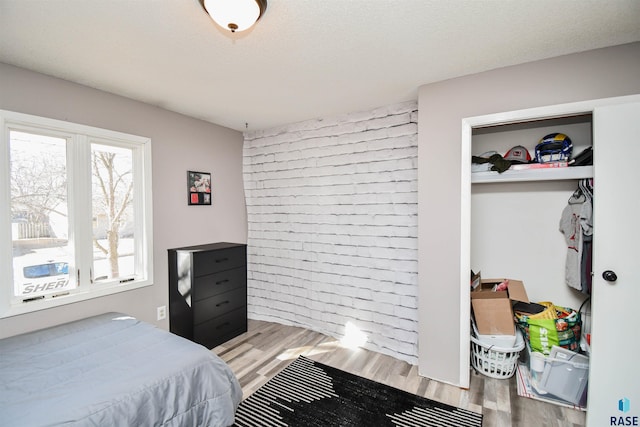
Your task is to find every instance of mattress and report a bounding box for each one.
[0,312,242,426]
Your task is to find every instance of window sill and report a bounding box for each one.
[0,279,153,319]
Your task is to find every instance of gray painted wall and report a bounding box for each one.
[0,62,247,338]
[418,42,640,386]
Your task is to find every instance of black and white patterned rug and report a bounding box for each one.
[233,356,483,427]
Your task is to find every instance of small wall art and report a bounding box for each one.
[187,170,212,205]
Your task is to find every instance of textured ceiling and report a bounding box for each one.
[1,0,639,131]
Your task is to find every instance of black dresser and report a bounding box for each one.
[168,242,247,349]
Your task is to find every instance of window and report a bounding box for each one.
[0,110,153,317]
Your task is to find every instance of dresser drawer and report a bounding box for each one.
[193,308,247,349]
[193,245,245,277]
[193,287,246,325]
[193,267,246,302]
[169,242,247,348]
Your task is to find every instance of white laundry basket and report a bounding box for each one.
[471,328,524,379]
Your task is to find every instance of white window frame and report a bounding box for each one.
[0,110,153,318]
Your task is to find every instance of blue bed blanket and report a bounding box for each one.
[0,312,242,426]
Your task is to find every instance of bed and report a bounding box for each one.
[0,312,242,426]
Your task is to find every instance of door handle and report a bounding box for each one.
[602,270,618,282]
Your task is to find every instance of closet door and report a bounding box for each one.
[588,101,640,425]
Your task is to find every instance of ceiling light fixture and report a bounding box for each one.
[200,0,268,33]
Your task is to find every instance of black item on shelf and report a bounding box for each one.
[471,153,512,173]
[569,146,593,166]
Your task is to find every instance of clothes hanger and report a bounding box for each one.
[580,178,593,201]
[569,185,584,204]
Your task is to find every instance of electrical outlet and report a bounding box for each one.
[157,305,166,321]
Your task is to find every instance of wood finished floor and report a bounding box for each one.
[214,319,586,427]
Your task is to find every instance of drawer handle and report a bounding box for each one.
[216,300,230,307]
[216,279,229,285]
[215,258,229,263]
[216,322,230,330]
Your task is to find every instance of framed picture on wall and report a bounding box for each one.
[187,171,212,205]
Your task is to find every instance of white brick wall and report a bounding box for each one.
[243,101,418,364]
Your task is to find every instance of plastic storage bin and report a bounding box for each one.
[524,341,589,406]
[539,346,589,405]
[471,329,524,379]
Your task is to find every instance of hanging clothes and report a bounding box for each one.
[579,179,594,294]
[559,179,593,293]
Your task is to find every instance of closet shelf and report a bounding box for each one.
[471,165,593,184]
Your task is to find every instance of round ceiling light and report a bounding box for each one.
[201,0,268,33]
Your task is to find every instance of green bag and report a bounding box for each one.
[516,306,581,355]
[527,318,560,355]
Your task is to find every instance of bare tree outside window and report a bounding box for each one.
[91,144,135,281]
[9,133,136,299]
[9,131,73,298]
[3,110,152,312]
[10,134,67,235]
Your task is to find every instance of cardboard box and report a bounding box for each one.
[471,278,529,336]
